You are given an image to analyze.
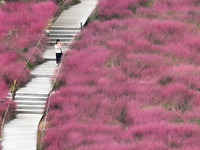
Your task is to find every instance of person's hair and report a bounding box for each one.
[56,39,60,44]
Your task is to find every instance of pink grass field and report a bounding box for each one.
[0,2,56,148]
[43,0,200,149]
[0,1,56,90]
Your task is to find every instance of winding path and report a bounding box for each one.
[2,0,98,149]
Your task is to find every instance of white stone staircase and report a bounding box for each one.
[13,60,56,115]
[15,93,47,114]
[48,26,81,45]
[11,27,81,115]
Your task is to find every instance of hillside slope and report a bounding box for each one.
[43,0,200,149]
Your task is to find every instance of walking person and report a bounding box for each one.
[55,39,63,66]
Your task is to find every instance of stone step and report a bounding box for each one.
[15,100,46,105]
[49,30,79,34]
[31,61,57,69]
[50,26,80,30]
[17,104,45,110]
[16,88,51,96]
[46,42,71,46]
[49,32,76,35]
[49,33,75,38]
[3,129,35,136]
[15,92,48,97]
[14,114,42,119]
[14,96,47,101]
[48,41,74,45]
[49,37,73,41]
[31,74,52,78]
[7,93,48,99]
[4,123,39,128]
[31,68,56,73]
[16,109,44,114]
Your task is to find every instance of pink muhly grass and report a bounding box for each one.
[0,99,16,140]
[121,53,165,78]
[43,123,121,150]
[130,123,200,148]
[142,20,187,44]
[61,47,109,75]
[0,1,56,53]
[74,19,134,49]
[0,52,18,65]
[77,144,137,150]
[98,0,134,19]
[127,102,184,126]
[161,65,200,89]
[0,81,8,99]
[43,0,200,149]
[0,62,30,86]
[98,0,152,19]
[0,1,56,87]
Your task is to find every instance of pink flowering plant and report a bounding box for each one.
[42,0,200,149]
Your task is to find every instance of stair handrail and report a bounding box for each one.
[39,26,81,149]
[0,98,12,141]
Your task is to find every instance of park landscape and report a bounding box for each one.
[1,0,200,149]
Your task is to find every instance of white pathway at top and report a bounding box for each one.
[2,0,98,149]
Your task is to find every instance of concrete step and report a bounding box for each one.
[14,114,43,119]
[49,33,75,38]
[16,109,44,114]
[49,30,79,34]
[15,100,46,105]
[31,60,57,69]
[8,93,48,100]
[50,26,80,30]
[14,96,47,101]
[49,37,73,41]
[4,123,39,128]
[3,140,36,148]
[31,74,52,78]
[49,39,73,45]
[16,88,51,95]
[17,104,45,110]
[48,41,73,45]
[3,128,38,133]
[15,92,48,97]
[47,41,71,46]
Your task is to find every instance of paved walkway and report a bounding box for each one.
[2,0,98,149]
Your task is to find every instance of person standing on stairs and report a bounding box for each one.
[55,39,63,66]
